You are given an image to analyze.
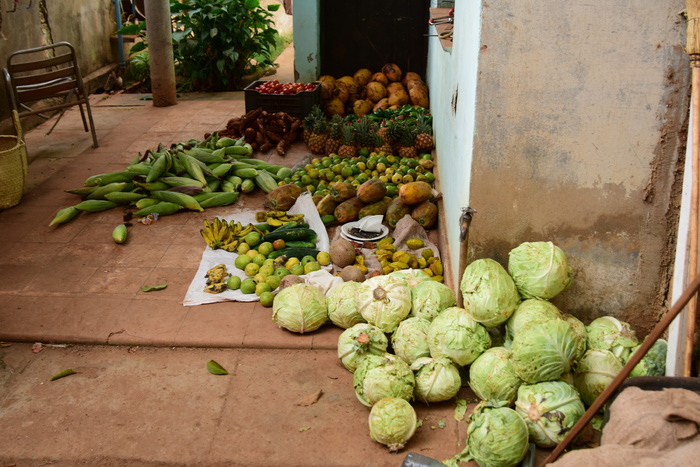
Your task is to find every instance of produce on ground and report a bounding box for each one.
[216,107,304,156]
[410,357,462,403]
[337,322,388,373]
[353,353,416,407]
[507,240,573,300]
[368,397,418,453]
[271,282,328,333]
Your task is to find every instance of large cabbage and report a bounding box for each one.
[504,298,564,347]
[368,397,417,452]
[411,357,462,403]
[357,274,412,333]
[562,313,587,362]
[272,283,328,333]
[573,349,622,407]
[337,323,388,373]
[326,281,365,329]
[389,268,432,288]
[586,316,639,362]
[410,280,457,321]
[460,258,521,327]
[427,307,491,367]
[627,338,667,377]
[514,381,585,448]
[468,347,523,406]
[510,318,583,384]
[391,317,432,365]
[457,403,530,467]
[353,353,415,407]
[508,241,572,299]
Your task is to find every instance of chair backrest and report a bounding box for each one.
[4,41,89,116]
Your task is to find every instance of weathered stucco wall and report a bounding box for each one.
[0,0,118,131]
[466,1,689,335]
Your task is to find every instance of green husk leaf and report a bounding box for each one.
[140,284,168,292]
[50,369,76,381]
[206,360,229,375]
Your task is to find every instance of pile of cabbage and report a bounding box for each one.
[271,241,666,465]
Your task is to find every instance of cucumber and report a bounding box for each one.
[253,223,274,233]
[262,227,317,243]
[283,240,318,249]
[268,247,320,260]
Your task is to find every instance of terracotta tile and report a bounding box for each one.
[0,241,60,266]
[175,301,254,347]
[137,267,195,300]
[311,324,344,350]
[0,295,71,341]
[104,243,166,268]
[156,243,204,269]
[242,302,314,349]
[53,242,117,266]
[117,222,184,245]
[171,221,206,246]
[46,296,132,344]
[82,266,153,296]
[0,265,41,293]
[22,263,99,294]
[108,299,188,346]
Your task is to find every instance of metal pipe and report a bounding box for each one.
[114,0,125,69]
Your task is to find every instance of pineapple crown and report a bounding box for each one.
[328,114,344,139]
[354,119,379,147]
[303,105,326,131]
[341,123,356,145]
[417,114,433,135]
[398,122,418,147]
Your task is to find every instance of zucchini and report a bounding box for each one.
[262,227,317,243]
[268,247,320,260]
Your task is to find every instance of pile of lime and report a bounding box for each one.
[280,152,436,198]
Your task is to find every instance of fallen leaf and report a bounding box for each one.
[453,399,468,421]
[50,369,76,381]
[296,389,322,406]
[140,284,167,292]
[437,419,446,429]
[207,360,229,375]
[299,426,311,432]
[31,342,43,353]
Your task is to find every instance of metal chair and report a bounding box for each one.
[2,41,98,148]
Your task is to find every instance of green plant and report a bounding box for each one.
[124,51,151,88]
[115,0,281,92]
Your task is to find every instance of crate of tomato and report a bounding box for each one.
[244,80,321,118]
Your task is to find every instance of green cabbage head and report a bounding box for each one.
[272,283,328,333]
[391,317,432,365]
[468,347,523,406]
[368,397,417,452]
[337,323,388,373]
[410,357,462,403]
[573,349,622,407]
[508,241,573,299]
[410,280,457,321]
[357,274,412,333]
[627,338,667,377]
[504,298,563,347]
[514,381,585,448]
[461,258,521,327]
[326,280,365,329]
[586,316,639,362]
[353,353,415,407]
[510,318,583,384]
[461,403,530,467]
[427,307,491,367]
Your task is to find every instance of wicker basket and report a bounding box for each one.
[0,110,28,209]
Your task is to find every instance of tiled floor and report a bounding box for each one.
[0,59,343,349]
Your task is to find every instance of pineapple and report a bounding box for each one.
[307,115,329,155]
[415,115,435,152]
[302,105,325,145]
[397,122,419,159]
[337,123,357,158]
[354,119,377,154]
[324,114,344,156]
[374,124,393,155]
[384,120,403,155]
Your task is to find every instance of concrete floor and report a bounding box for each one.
[0,48,494,466]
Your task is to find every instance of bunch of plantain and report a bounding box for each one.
[204,264,230,294]
[200,218,266,252]
[50,134,297,228]
[254,210,305,227]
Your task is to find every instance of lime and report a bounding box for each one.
[258,290,276,307]
[236,242,251,255]
[290,263,305,276]
[234,254,253,270]
[226,275,242,290]
[301,255,317,267]
[275,267,290,278]
[266,275,281,290]
[316,251,331,266]
[259,263,275,277]
[304,261,321,274]
[244,231,262,247]
[255,282,272,296]
[244,262,260,277]
[258,241,274,256]
[253,253,267,266]
[254,273,268,284]
[246,249,259,259]
[285,257,300,270]
[263,258,276,267]
[240,278,257,295]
